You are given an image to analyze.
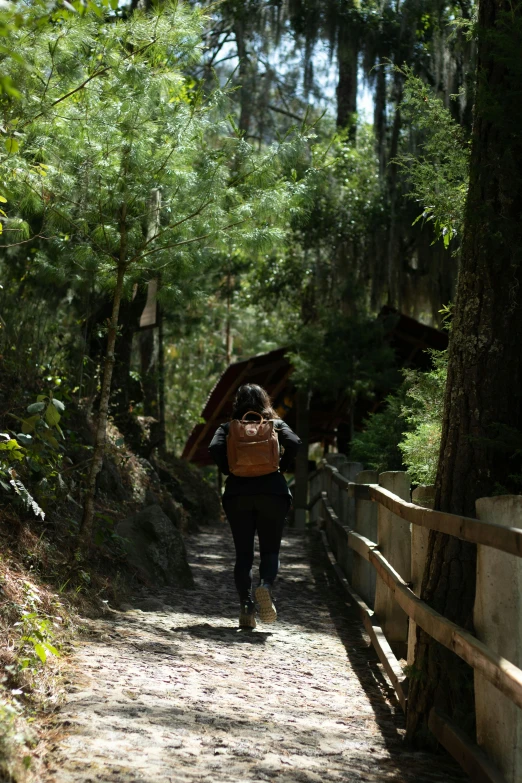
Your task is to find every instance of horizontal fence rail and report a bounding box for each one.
[428,708,509,783]
[322,463,522,559]
[318,491,522,711]
[309,461,521,783]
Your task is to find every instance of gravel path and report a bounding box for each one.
[44,529,464,783]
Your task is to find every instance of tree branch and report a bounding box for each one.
[128,198,216,264]
[267,103,304,123]
[136,218,251,268]
[25,39,158,127]
[0,233,57,248]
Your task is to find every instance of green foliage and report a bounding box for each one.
[0,0,476,474]
[349,394,408,473]
[15,612,60,669]
[0,0,123,99]
[163,294,292,453]
[2,2,314,287]
[1,3,315,461]
[396,68,471,247]
[245,125,388,420]
[15,611,60,668]
[251,124,384,310]
[288,311,398,400]
[0,393,67,517]
[348,349,448,483]
[1,1,318,480]
[398,350,448,484]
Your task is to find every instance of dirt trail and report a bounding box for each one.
[43,530,464,783]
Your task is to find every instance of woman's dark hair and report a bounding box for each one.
[231,384,277,420]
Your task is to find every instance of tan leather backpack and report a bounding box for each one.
[226,411,280,477]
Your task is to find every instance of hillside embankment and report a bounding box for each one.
[0,375,220,782]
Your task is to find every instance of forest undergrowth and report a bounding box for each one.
[0,361,220,782]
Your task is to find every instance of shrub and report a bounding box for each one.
[398,350,448,484]
[350,393,408,474]
[349,349,448,483]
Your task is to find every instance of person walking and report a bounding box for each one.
[208,383,301,629]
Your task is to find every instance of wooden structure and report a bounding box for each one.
[182,309,448,465]
[310,459,522,783]
[139,279,158,329]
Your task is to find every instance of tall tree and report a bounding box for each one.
[336,10,358,131]
[2,2,314,541]
[407,0,522,742]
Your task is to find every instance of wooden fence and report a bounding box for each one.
[308,458,522,783]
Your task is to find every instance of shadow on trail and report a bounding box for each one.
[50,528,467,783]
[135,532,344,636]
[306,529,466,780]
[171,623,273,645]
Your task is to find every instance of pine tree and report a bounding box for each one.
[2,2,315,541]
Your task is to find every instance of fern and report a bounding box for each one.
[8,470,45,520]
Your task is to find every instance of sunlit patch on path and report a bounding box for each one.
[44,531,464,783]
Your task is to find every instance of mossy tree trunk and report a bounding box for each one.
[157,302,166,456]
[80,261,127,543]
[139,327,158,417]
[407,0,522,743]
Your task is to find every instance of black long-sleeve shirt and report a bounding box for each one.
[208,419,301,497]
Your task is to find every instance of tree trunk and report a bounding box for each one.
[293,388,311,529]
[386,82,402,307]
[111,286,149,419]
[234,18,253,136]
[336,23,358,134]
[80,262,127,543]
[83,283,148,420]
[139,188,162,420]
[139,328,158,417]
[407,0,522,743]
[225,269,233,365]
[374,66,387,177]
[157,302,166,456]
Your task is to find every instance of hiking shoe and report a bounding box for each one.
[255,584,277,623]
[239,601,256,629]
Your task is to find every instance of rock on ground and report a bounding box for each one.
[42,530,465,783]
[152,456,222,532]
[116,504,194,589]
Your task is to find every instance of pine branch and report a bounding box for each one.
[25,39,158,127]
[267,104,304,123]
[0,233,57,247]
[128,198,216,263]
[137,218,251,268]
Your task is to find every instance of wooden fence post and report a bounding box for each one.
[474,495,522,783]
[373,471,411,658]
[325,460,363,582]
[321,493,352,580]
[293,389,310,530]
[320,462,329,495]
[351,470,379,609]
[325,454,347,515]
[309,471,322,526]
[407,485,434,666]
[339,461,363,527]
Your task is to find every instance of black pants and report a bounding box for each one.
[223,494,291,602]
